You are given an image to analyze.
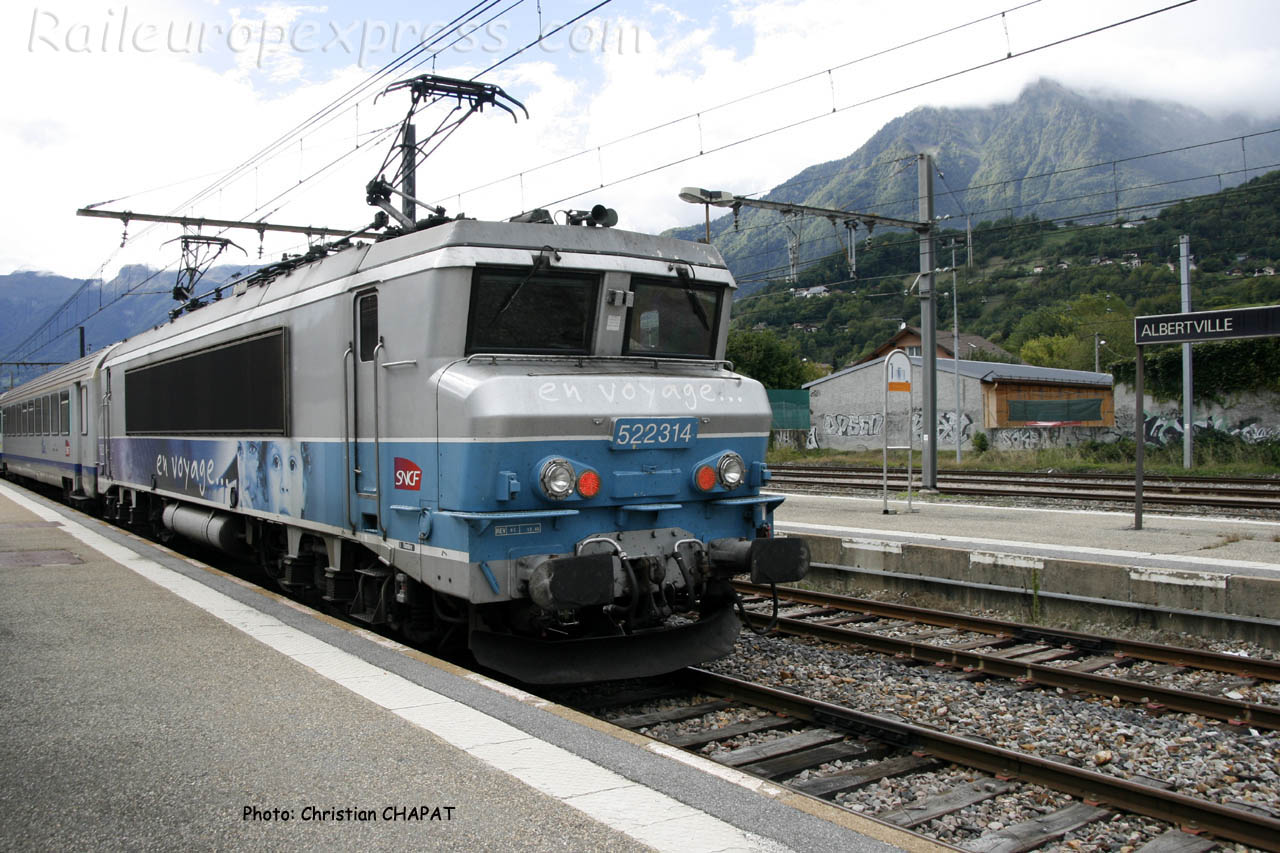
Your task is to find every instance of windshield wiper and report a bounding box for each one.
[685,288,711,331]
[492,249,555,322]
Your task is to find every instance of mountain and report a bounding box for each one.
[0,263,259,388]
[670,80,1280,289]
[724,167,1280,372]
[5,80,1278,385]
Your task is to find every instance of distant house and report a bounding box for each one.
[855,326,1013,365]
[804,357,1114,452]
[794,285,830,298]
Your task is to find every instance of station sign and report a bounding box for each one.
[884,350,911,392]
[1134,304,1280,345]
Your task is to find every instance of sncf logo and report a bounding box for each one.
[393,457,422,490]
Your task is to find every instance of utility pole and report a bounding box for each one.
[784,212,802,283]
[400,122,417,223]
[79,326,85,359]
[675,181,934,480]
[951,241,961,463]
[1180,234,1193,469]
[918,154,937,489]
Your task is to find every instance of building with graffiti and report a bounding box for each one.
[804,357,1115,451]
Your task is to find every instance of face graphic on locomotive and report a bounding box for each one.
[238,440,308,516]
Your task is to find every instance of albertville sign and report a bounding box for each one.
[1134,304,1280,345]
[1130,301,1280,531]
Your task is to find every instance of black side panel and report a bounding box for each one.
[125,329,288,435]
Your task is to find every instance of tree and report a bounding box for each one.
[726,330,808,388]
[1020,334,1081,368]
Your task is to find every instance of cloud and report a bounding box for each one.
[4,0,1279,282]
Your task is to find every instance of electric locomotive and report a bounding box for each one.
[0,75,808,683]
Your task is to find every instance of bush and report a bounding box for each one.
[1079,438,1135,463]
[972,432,989,454]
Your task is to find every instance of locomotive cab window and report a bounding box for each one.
[623,277,722,359]
[466,267,599,355]
[357,292,378,362]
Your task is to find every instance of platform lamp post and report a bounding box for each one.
[947,241,962,463]
[1094,333,1106,373]
[679,188,734,242]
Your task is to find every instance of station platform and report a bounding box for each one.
[773,492,1280,642]
[0,481,932,853]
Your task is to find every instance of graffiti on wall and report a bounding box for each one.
[935,411,974,445]
[822,413,884,438]
[989,411,1279,451]
[1142,413,1280,446]
[812,409,974,447]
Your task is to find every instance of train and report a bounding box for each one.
[0,213,808,683]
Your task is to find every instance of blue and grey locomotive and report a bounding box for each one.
[0,76,807,683]
[0,218,808,682]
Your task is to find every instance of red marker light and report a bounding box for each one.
[695,465,717,491]
[577,469,601,498]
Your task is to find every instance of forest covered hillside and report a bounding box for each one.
[726,168,1280,389]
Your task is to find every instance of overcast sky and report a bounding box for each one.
[4,0,1278,281]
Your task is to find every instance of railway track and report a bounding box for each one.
[558,586,1280,851]
[35,481,1276,850]
[769,464,1280,511]
[572,666,1279,851]
[732,582,1280,731]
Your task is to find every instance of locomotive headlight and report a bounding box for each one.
[539,458,576,499]
[717,453,746,490]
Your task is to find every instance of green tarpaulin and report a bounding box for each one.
[1008,398,1103,423]
[766,389,810,430]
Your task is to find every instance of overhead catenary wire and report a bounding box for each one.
[728,173,1280,298]
[434,1,1047,205]
[113,1,523,255]
[174,1,515,216]
[10,1,615,367]
[523,0,1202,213]
[725,156,1280,284]
[9,0,1206,368]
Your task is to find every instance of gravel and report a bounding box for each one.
[705,630,1278,851]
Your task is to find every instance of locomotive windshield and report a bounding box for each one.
[466,267,599,354]
[623,277,722,359]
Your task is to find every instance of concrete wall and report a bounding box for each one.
[794,533,1280,645]
[807,366,1280,454]
[806,363,981,452]
[1114,383,1280,446]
